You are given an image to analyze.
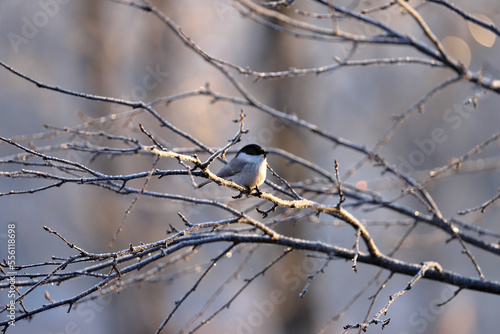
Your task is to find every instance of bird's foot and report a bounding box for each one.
[232,191,244,199]
[252,186,263,196]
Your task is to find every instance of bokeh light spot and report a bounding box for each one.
[442,36,471,68]
[356,180,367,192]
[468,14,496,47]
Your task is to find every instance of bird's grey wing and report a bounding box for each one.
[217,159,247,178]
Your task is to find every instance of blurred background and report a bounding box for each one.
[1,0,500,333]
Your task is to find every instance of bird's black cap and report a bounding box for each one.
[238,144,267,156]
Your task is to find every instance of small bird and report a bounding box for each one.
[197,144,268,192]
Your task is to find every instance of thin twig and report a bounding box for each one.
[458,191,500,215]
[154,244,236,334]
[300,256,331,297]
[342,262,442,332]
[110,155,160,247]
[351,229,361,273]
[188,248,293,333]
